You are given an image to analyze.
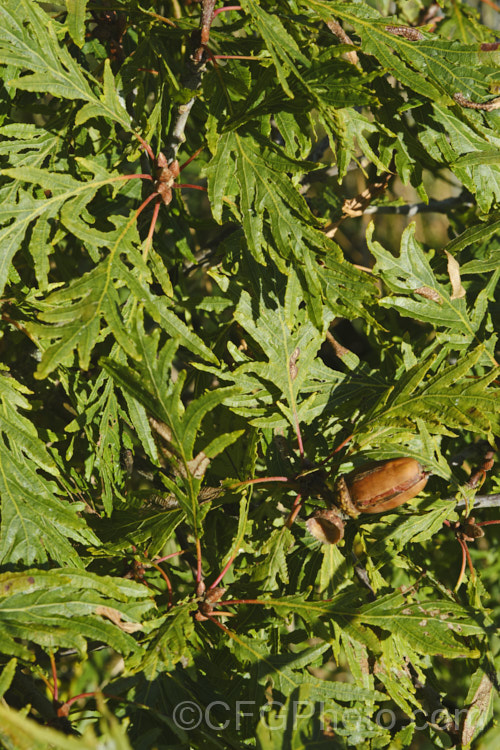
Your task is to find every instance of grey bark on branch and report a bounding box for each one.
[165,0,216,161]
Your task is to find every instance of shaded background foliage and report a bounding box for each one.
[0,0,500,747]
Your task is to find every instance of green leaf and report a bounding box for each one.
[250,526,295,589]
[356,346,499,442]
[461,665,496,748]
[252,591,483,658]
[0,371,99,565]
[0,161,217,371]
[206,130,317,261]
[101,330,239,535]
[369,223,498,365]
[0,658,17,698]
[417,104,500,211]
[240,0,310,98]
[308,1,498,104]
[94,506,185,559]
[445,214,500,255]
[0,0,132,130]
[64,0,87,48]
[0,702,134,749]
[1,0,499,743]
[142,602,197,672]
[76,59,131,130]
[0,568,153,658]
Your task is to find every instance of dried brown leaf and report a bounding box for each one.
[445,250,466,300]
[95,606,143,633]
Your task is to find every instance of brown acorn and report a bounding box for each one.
[338,458,428,516]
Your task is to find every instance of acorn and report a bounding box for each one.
[337,458,429,516]
[306,458,429,544]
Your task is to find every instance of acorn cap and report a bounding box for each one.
[306,509,344,544]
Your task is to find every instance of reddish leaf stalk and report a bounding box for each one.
[115,173,153,182]
[1,314,37,344]
[142,198,161,259]
[209,554,238,590]
[58,692,101,716]
[57,690,154,718]
[464,542,475,581]
[213,5,242,16]
[154,550,185,564]
[134,133,156,162]
[133,191,161,251]
[285,493,303,528]
[133,191,160,222]
[207,613,233,634]
[318,433,353,467]
[179,145,205,171]
[232,476,290,488]
[196,537,203,585]
[213,54,261,60]
[455,539,468,591]
[480,0,500,12]
[455,538,476,591]
[294,414,304,459]
[149,561,173,608]
[172,183,207,191]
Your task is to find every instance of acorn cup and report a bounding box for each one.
[306,509,345,545]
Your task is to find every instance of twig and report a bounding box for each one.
[326,19,359,67]
[362,195,475,215]
[325,329,351,359]
[198,0,217,56]
[324,174,392,238]
[165,0,216,160]
[301,160,474,219]
[320,194,474,236]
[167,100,198,160]
[479,0,500,12]
[455,494,500,511]
[299,157,370,195]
